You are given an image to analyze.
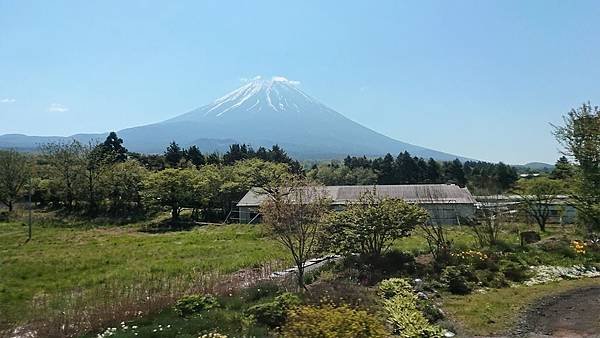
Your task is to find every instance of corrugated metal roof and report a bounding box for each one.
[237,184,476,207]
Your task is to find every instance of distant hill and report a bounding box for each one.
[0,76,470,161]
[514,162,555,173]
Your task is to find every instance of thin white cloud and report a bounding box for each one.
[359,86,369,92]
[48,103,69,112]
[271,76,300,85]
[240,75,262,83]
[1,98,16,103]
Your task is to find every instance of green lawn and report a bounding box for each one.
[0,221,286,331]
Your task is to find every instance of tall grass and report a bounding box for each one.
[19,262,289,337]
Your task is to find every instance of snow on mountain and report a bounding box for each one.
[0,76,468,160]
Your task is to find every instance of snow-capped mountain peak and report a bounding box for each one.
[168,76,318,121]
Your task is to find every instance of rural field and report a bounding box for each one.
[0,216,288,335]
[2,210,600,337]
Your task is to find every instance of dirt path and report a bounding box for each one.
[513,286,600,337]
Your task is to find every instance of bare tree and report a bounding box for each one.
[470,196,505,247]
[516,178,563,232]
[415,186,453,266]
[260,177,330,290]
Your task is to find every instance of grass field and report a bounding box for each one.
[0,214,592,336]
[0,220,286,331]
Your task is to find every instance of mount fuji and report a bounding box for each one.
[0,76,466,160]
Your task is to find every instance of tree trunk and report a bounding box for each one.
[539,220,546,232]
[171,205,180,222]
[297,265,306,291]
[8,201,13,212]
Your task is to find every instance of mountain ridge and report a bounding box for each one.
[0,76,470,161]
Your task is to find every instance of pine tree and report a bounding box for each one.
[99,131,128,163]
[164,141,184,167]
[425,158,442,183]
[444,159,467,187]
[551,156,573,180]
[184,145,205,167]
[376,153,396,184]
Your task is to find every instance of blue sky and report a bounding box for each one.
[1,0,599,164]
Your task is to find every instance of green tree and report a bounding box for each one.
[0,149,31,211]
[102,160,147,213]
[443,159,467,187]
[41,141,85,209]
[554,102,600,232]
[551,156,574,180]
[99,131,128,163]
[164,141,184,167]
[425,158,442,183]
[374,153,396,184]
[82,143,108,214]
[220,159,291,210]
[322,189,428,258]
[190,164,223,220]
[184,145,205,167]
[495,162,518,192]
[143,168,199,221]
[395,151,418,183]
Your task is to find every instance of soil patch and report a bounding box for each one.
[513,286,600,337]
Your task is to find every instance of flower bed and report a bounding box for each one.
[523,265,600,286]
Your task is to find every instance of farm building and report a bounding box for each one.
[235,184,477,225]
[475,195,577,224]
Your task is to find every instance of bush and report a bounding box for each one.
[475,270,509,288]
[174,294,219,317]
[378,278,414,299]
[304,281,379,310]
[416,299,445,323]
[338,250,416,286]
[240,281,281,302]
[441,265,475,295]
[281,304,387,338]
[244,292,300,328]
[384,296,444,337]
[500,260,531,282]
[378,278,444,337]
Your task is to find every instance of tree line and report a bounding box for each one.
[0,133,299,221]
[0,133,521,221]
[307,152,519,194]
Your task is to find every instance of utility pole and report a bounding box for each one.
[28,175,32,241]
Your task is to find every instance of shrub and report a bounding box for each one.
[416,299,445,323]
[174,294,219,317]
[281,304,387,338]
[475,270,509,288]
[244,292,300,328]
[240,281,281,302]
[500,260,531,282]
[441,265,475,295]
[384,296,444,337]
[304,281,378,310]
[378,278,444,337]
[378,278,414,299]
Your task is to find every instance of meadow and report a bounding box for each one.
[0,218,286,334]
[2,213,599,337]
